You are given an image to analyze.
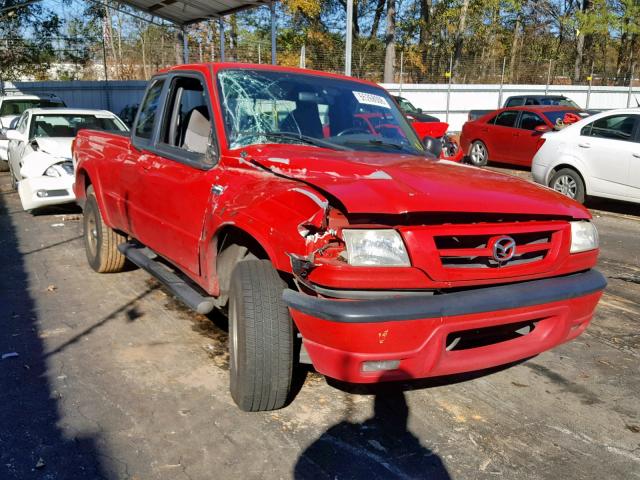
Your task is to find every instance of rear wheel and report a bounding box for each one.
[549,168,585,204]
[229,259,294,412]
[83,186,127,273]
[469,140,488,167]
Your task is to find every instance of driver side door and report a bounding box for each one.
[8,113,30,178]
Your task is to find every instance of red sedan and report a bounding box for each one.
[460,106,580,167]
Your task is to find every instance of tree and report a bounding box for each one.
[383,0,396,82]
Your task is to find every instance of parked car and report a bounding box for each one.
[467,95,592,122]
[0,94,66,170]
[392,95,440,122]
[532,108,640,204]
[73,63,605,412]
[6,108,128,211]
[460,105,580,167]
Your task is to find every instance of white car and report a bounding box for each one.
[6,108,128,211]
[0,94,66,169]
[532,108,640,205]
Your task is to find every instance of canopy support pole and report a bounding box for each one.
[182,27,189,63]
[345,0,353,76]
[270,2,277,65]
[218,18,225,62]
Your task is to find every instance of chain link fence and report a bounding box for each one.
[2,34,638,89]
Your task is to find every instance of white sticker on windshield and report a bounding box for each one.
[353,91,390,109]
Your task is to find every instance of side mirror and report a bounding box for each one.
[5,129,24,142]
[422,136,443,158]
[417,107,423,113]
[534,125,551,133]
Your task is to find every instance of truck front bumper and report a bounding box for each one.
[283,270,606,383]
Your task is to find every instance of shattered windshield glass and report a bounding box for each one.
[217,69,425,156]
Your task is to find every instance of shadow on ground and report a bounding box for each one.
[294,370,451,480]
[0,181,108,479]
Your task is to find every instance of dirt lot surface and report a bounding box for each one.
[0,168,638,480]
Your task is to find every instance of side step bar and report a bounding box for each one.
[118,242,215,315]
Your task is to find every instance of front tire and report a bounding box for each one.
[549,168,585,204]
[83,186,127,273]
[229,260,294,412]
[469,140,489,167]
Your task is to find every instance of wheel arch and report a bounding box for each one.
[548,162,589,195]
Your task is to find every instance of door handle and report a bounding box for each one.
[578,143,591,148]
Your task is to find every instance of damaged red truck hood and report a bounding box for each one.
[244,145,589,219]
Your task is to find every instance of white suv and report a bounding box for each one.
[532,108,640,205]
[0,94,66,169]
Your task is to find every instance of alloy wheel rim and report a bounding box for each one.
[553,175,577,198]
[471,143,485,164]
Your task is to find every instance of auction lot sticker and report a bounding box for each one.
[353,91,391,109]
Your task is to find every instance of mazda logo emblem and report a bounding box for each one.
[491,236,517,263]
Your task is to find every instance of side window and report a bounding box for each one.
[586,115,637,142]
[519,111,546,130]
[134,79,165,140]
[159,76,212,156]
[494,111,519,128]
[505,98,524,107]
[524,98,538,105]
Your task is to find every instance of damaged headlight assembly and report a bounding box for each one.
[342,229,411,266]
[569,221,599,253]
[44,161,74,178]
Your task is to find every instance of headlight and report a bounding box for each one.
[44,161,73,177]
[570,221,598,253]
[342,229,410,266]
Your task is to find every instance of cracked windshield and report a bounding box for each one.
[217,69,425,156]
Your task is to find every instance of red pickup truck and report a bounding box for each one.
[73,63,606,412]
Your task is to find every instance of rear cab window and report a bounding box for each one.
[133,79,166,143]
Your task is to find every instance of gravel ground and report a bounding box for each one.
[0,168,638,480]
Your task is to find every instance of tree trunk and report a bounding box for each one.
[452,0,470,74]
[369,0,385,39]
[419,0,432,78]
[509,12,522,83]
[383,0,396,83]
[230,15,238,61]
[573,0,592,83]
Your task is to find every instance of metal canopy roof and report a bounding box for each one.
[118,0,272,26]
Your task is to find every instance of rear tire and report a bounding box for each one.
[229,259,294,412]
[469,140,489,167]
[549,168,585,204]
[83,186,127,273]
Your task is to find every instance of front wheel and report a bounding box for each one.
[83,186,127,273]
[469,140,489,167]
[229,259,294,412]
[549,168,585,203]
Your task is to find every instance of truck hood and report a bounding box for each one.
[33,137,73,158]
[244,145,589,219]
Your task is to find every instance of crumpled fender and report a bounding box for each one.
[198,168,332,294]
[20,151,70,178]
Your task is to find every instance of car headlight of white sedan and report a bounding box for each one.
[342,229,411,266]
[570,221,599,253]
[44,161,74,177]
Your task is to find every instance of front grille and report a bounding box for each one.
[401,220,569,283]
[436,230,553,269]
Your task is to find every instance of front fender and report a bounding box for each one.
[20,151,68,178]
[546,154,590,192]
[199,175,331,295]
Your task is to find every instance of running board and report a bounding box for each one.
[118,242,215,315]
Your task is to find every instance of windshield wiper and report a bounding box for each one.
[236,131,352,151]
[343,138,405,151]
